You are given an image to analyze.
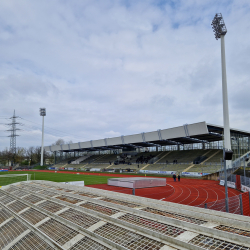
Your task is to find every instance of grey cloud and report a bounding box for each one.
[0,0,250,150]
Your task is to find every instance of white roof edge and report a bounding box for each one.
[45,121,209,152]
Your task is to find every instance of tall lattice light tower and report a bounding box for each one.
[40,108,46,166]
[7,110,20,155]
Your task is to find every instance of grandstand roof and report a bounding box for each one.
[0,180,250,249]
[44,121,250,152]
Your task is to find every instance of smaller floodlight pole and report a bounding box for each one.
[40,108,46,166]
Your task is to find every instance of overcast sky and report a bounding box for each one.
[0,0,250,150]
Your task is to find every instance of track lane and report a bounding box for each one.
[89,177,247,214]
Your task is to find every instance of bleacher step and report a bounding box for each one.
[201,150,220,164]
[106,163,114,169]
[182,150,212,172]
[153,151,171,164]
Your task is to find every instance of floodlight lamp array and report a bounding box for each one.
[211,13,227,40]
[40,108,46,116]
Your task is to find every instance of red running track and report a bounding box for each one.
[88,178,250,216]
[88,178,240,206]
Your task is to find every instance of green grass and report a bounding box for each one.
[33,166,48,170]
[0,170,201,187]
[0,171,114,186]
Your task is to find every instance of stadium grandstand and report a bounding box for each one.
[44,122,250,176]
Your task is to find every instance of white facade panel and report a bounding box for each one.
[125,134,143,144]
[92,139,105,147]
[62,144,69,150]
[144,131,159,142]
[51,145,61,151]
[187,122,208,136]
[70,143,80,150]
[107,137,122,146]
[81,141,92,148]
[161,126,186,139]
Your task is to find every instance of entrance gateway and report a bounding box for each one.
[108,177,166,188]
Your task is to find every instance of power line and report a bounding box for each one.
[20,117,80,138]
[20,123,78,139]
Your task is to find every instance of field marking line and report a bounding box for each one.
[195,187,209,206]
[165,185,184,203]
[185,186,200,205]
[175,186,191,204]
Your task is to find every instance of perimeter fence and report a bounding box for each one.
[196,170,250,216]
[196,191,250,216]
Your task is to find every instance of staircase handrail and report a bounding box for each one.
[232,151,250,168]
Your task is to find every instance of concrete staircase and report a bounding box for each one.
[71,155,90,164]
[80,155,107,169]
[201,150,220,164]
[182,150,213,172]
[140,151,170,171]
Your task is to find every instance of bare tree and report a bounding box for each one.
[0,148,13,166]
[26,146,35,164]
[15,147,26,163]
[52,138,65,146]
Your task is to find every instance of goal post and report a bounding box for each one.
[0,174,31,187]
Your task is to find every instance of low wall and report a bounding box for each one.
[139,170,176,175]
[202,171,220,180]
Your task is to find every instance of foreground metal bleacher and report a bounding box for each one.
[0,180,250,249]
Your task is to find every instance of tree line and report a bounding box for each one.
[0,138,72,166]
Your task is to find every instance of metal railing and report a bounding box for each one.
[197,170,250,216]
[196,191,250,216]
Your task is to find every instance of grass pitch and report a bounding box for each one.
[0,171,113,186]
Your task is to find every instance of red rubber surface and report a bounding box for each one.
[88,178,250,216]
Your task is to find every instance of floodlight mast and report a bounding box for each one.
[40,108,46,166]
[212,13,231,213]
[211,14,231,158]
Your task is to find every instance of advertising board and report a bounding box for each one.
[227,181,236,189]
[182,172,210,176]
[241,185,250,192]
[220,180,225,186]
[139,170,176,175]
[90,168,101,172]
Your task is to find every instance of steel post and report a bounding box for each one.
[239,194,243,215]
[41,116,45,166]
[223,148,229,212]
[221,35,231,169]
[249,191,250,208]
[54,151,57,165]
[244,159,246,184]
